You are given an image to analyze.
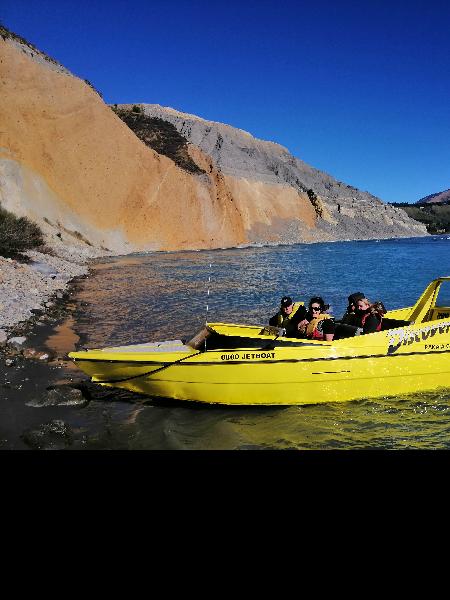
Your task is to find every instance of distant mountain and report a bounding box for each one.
[392,185,450,232]
[416,189,450,205]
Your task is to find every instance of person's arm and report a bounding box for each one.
[341,311,355,325]
[322,318,335,341]
[290,305,307,328]
[296,319,309,336]
[269,313,279,326]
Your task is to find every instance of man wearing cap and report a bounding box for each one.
[269,296,307,337]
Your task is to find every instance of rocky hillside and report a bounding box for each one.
[117,103,428,244]
[1,24,427,258]
[416,188,450,205]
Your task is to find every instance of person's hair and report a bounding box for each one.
[358,297,371,306]
[347,292,365,312]
[372,301,387,315]
[309,296,329,312]
[358,297,386,316]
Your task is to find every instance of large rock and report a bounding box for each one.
[7,336,27,351]
[26,385,88,407]
[0,329,7,347]
[21,419,73,450]
[0,32,244,253]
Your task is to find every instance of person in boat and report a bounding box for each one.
[269,295,307,337]
[297,296,335,341]
[341,292,365,326]
[354,297,387,334]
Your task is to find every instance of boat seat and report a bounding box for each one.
[380,318,411,330]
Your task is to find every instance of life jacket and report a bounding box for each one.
[276,302,303,328]
[361,310,382,332]
[306,313,332,340]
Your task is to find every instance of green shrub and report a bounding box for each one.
[0,205,44,257]
[132,104,142,113]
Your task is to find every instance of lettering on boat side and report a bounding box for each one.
[220,352,276,361]
[424,343,450,350]
[387,321,450,355]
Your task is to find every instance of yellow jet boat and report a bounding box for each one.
[68,277,450,405]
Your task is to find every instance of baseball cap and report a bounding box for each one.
[280,296,293,308]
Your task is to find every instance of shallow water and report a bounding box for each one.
[60,236,450,450]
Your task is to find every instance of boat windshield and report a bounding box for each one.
[186,327,211,350]
[185,327,313,351]
[186,327,270,351]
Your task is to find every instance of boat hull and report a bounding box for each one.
[71,331,450,405]
[93,353,449,405]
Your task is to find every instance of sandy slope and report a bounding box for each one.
[0,38,247,252]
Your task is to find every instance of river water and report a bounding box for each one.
[57,235,450,450]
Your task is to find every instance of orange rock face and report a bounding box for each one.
[0,38,250,252]
[0,34,328,252]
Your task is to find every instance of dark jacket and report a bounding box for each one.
[354,309,382,334]
[269,304,307,337]
[340,310,358,326]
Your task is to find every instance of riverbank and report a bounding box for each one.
[0,233,109,330]
[0,269,147,449]
[0,241,111,449]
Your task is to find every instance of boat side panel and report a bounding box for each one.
[104,351,450,405]
[71,359,168,382]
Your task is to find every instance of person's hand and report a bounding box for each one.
[298,319,309,331]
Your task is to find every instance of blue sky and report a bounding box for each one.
[2,0,450,203]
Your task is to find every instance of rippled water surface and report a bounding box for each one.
[70,236,450,449]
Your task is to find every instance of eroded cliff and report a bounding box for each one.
[0,33,245,253]
[0,27,427,257]
[128,103,428,243]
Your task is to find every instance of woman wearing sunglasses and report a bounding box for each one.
[297,296,335,341]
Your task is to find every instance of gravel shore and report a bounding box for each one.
[0,241,111,449]
[0,240,109,342]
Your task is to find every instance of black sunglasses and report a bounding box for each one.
[310,305,321,311]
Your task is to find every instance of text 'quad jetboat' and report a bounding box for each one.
[68,277,450,405]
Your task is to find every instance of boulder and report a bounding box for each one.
[7,336,27,351]
[26,384,89,407]
[21,419,73,450]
